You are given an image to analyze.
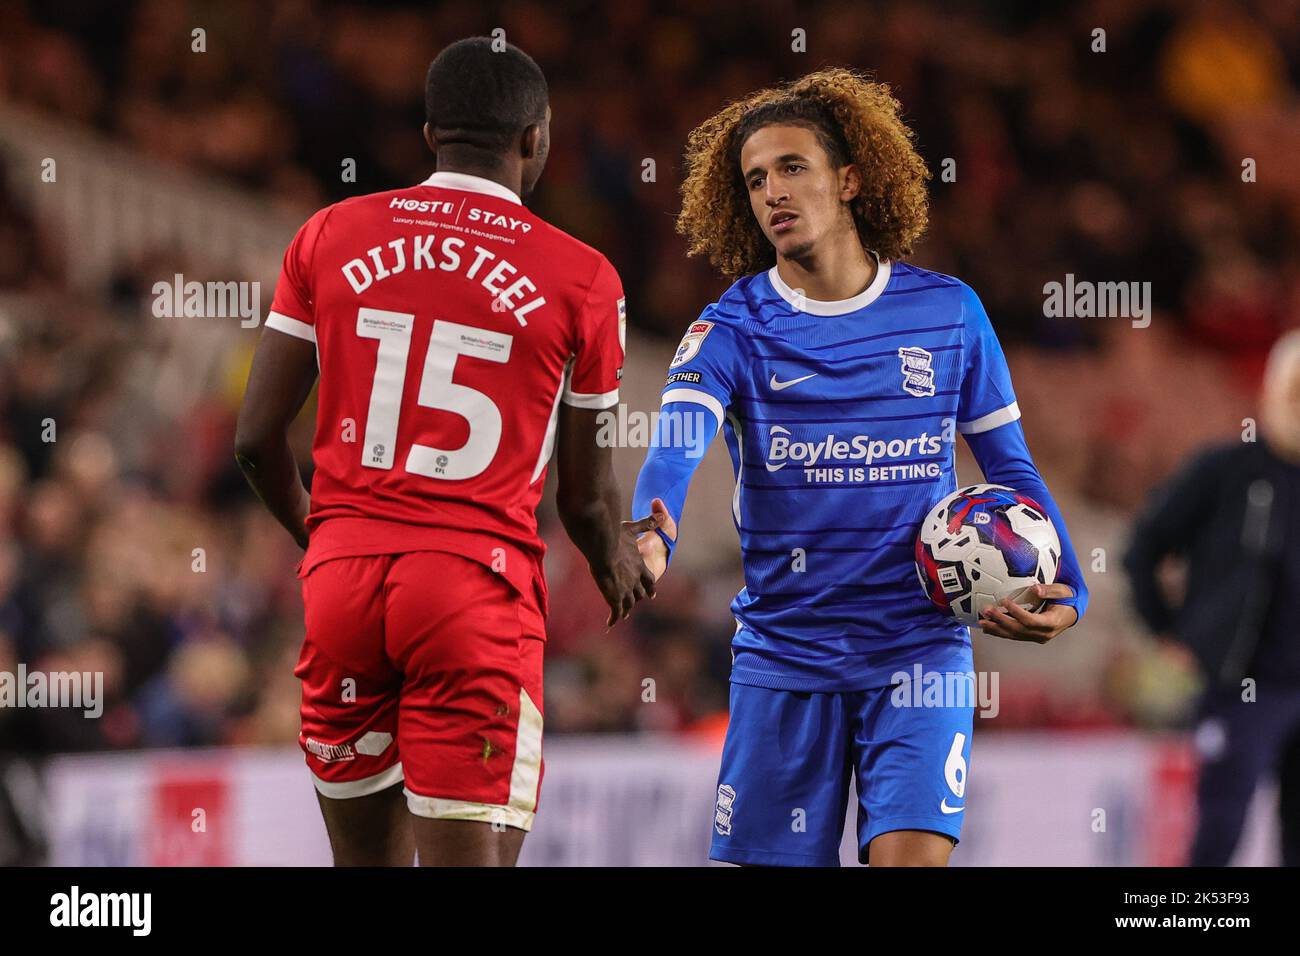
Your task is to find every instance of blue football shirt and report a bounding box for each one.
[633,257,1086,692]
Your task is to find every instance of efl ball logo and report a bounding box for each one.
[914,483,1061,626]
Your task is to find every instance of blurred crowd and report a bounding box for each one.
[1,0,1300,762]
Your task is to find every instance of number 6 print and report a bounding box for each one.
[945,731,967,799]
[355,307,512,480]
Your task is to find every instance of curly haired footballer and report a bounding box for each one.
[636,65,1087,871]
[676,67,930,278]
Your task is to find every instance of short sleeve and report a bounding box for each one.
[562,257,625,410]
[658,307,742,432]
[265,207,331,343]
[956,283,1020,435]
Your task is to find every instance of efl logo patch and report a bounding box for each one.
[617,297,627,353]
[714,783,737,836]
[670,320,713,368]
[898,346,935,397]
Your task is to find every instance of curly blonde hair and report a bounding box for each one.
[676,68,930,279]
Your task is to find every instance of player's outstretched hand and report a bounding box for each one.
[596,510,662,628]
[621,498,678,583]
[978,583,1078,644]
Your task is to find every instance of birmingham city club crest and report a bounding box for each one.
[897,346,935,397]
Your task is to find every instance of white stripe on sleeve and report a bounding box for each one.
[957,401,1021,435]
[661,387,725,431]
[265,310,316,343]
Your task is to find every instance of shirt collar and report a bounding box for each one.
[767,254,892,316]
[420,171,522,205]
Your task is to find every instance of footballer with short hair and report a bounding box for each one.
[236,37,657,867]
[625,68,1088,866]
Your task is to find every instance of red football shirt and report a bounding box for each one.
[265,171,626,614]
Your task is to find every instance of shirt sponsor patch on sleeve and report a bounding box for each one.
[669,320,713,369]
[665,371,702,385]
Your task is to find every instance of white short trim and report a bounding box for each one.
[266,310,316,343]
[562,386,619,409]
[662,387,725,431]
[402,792,535,831]
[508,687,544,816]
[402,687,543,833]
[310,761,404,799]
[957,401,1021,434]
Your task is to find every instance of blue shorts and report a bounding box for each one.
[709,681,974,866]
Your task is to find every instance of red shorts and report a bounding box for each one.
[295,550,546,830]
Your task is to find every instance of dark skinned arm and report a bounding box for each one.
[554,403,660,626]
[234,327,319,549]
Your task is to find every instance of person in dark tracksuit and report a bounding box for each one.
[1125,332,1300,866]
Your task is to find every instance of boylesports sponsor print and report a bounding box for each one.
[764,425,946,483]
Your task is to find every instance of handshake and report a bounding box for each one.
[594,497,679,627]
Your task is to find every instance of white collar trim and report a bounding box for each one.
[421,171,521,205]
[767,255,892,315]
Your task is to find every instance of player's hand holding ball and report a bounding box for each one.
[915,484,1078,644]
[978,582,1077,643]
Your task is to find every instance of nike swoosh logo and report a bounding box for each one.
[940,799,964,814]
[769,372,817,391]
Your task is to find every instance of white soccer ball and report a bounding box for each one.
[914,483,1062,626]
